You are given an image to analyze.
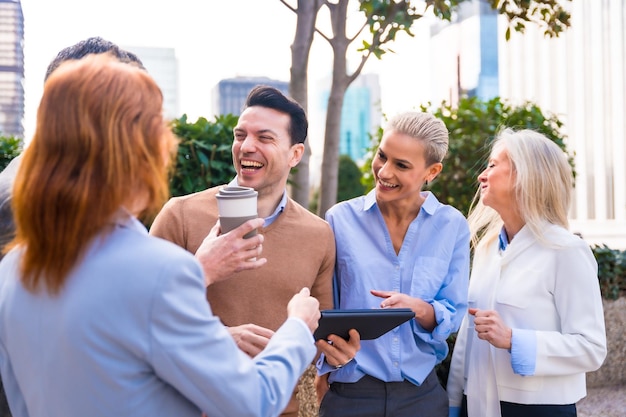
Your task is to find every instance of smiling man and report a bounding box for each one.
[150,85,334,417]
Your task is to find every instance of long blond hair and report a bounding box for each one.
[468,128,573,249]
[9,54,177,294]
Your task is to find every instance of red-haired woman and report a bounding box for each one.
[0,54,320,417]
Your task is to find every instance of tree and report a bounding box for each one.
[337,154,366,202]
[169,114,237,197]
[308,154,367,214]
[361,96,573,216]
[282,0,324,208]
[279,0,572,216]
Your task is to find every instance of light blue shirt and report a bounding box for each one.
[318,190,470,386]
[0,215,316,417]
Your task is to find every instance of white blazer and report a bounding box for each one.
[448,223,607,417]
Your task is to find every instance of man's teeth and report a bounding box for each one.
[242,161,263,168]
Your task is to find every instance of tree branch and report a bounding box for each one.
[278,0,296,13]
[348,21,369,44]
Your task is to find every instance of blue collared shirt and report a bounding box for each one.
[319,190,470,386]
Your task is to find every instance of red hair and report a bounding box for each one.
[9,54,177,294]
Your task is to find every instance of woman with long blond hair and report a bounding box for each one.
[0,54,320,417]
[447,129,607,417]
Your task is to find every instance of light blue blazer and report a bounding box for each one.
[0,216,316,417]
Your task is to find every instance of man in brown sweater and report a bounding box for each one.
[150,85,334,417]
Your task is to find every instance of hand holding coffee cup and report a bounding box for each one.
[216,186,259,238]
[195,217,266,286]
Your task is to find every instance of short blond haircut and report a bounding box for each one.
[385,111,449,165]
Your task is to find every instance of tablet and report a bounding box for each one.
[313,308,415,341]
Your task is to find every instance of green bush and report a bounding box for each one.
[592,244,626,300]
[0,135,23,171]
[337,155,365,203]
[169,114,237,197]
[309,155,366,214]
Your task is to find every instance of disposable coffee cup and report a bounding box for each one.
[216,186,258,239]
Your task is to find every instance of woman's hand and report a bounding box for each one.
[470,308,512,349]
[371,289,436,331]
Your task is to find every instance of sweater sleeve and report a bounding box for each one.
[310,222,335,311]
[149,197,187,249]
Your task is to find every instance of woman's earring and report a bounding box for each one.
[425,180,429,186]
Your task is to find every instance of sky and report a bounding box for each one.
[20,0,435,142]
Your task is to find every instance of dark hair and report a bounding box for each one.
[44,36,145,81]
[244,85,308,145]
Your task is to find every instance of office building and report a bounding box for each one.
[429,0,625,248]
[338,74,382,163]
[429,0,499,105]
[316,73,382,163]
[308,73,382,188]
[498,0,626,248]
[212,76,289,116]
[0,0,24,138]
[125,46,179,119]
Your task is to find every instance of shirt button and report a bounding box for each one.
[393,362,399,367]
[395,266,400,270]
[393,337,399,343]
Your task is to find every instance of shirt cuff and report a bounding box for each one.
[449,406,461,417]
[315,352,339,375]
[510,328,536,376]
[430,300,454,341]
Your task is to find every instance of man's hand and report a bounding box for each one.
[228,324,275,358]
[287,288,320,333]
[315,329,360,369]
[195,218,266,286]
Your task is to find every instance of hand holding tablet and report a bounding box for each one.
[313,308,415,341]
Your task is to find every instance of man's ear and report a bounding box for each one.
[289,143,305,168]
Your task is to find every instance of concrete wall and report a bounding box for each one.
[587,298,626,388]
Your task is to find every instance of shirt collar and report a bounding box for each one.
[363,189,438,215]
[498,226,509,252]
[230,177,287,225]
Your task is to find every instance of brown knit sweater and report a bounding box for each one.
[150,186,335,417]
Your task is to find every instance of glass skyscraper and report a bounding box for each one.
[212,77,289,117]
[0,0,24,138]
